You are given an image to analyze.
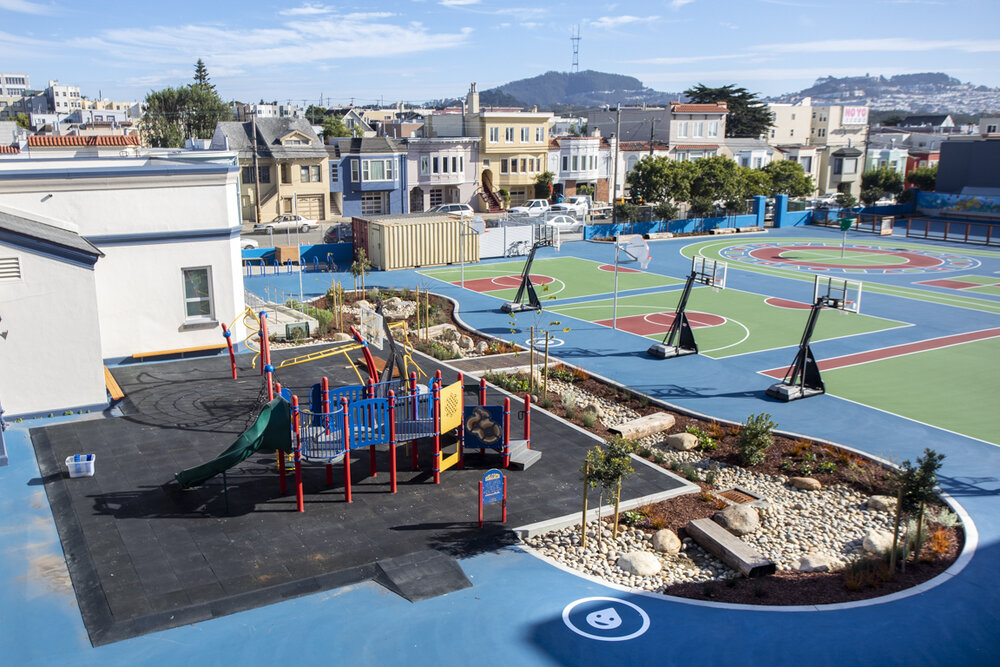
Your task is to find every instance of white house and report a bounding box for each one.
[0,158,246,365]
[0,206,106,417]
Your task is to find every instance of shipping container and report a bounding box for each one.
[353,213,480,271]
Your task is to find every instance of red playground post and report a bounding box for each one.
[322,376,333,487]
[341,396,352,503]
[457,372,465,470]
[432,370,442,485]
[502,398,511,469]
[221,322,237,379]
[523,394,531,449]
[410,372,419,471]
[388,391,398,493]
[261,313,285,494]
[478,481,484,528]
[367,380,377,478]
[292,395,303,512]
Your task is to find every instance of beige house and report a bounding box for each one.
[767,99,813,145]
[426,84,552,208]
[211,117,329,223]
[810,105,869,199]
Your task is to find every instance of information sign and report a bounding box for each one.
[481,469,504,504]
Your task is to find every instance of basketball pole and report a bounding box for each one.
[612,238,620,329]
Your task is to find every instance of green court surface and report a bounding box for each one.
[822,336,1000,445]
[420,257,679,301]
[774,248,912,266]
[549,286,907,358]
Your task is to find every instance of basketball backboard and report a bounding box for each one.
[692,256,727,290]
[358,305,385,350]
[813,275,862,313]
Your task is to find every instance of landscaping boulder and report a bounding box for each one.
[713,504,760,536]
[446,341,463,357]
[355,299,371,311]
[617,551,662,576]
[581,402,604,419]
[867,495,897,513]
[789,477,822,491]
[793,552,837,573]
[863,529,894,555]
[475,341,489,355]
[652,529,682,555]
[664,432,699,452]
[439,326,459,342]
[330,332,352,342]
[459,335,475,350]
[609,412,675,440]
[385,296,403,308]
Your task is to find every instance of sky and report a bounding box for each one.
[2,0,999,106]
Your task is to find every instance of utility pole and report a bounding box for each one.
[251,107,262,226]
[612,104,621,226]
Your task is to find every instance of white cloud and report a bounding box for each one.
[637,65,940,85]
[670,0,695,8]
[0,0,53,15]
[631,53,749,65]
[279,3,333,16]
[440,0,480,6]
[759,38,1000,54]
[587,16,649,29]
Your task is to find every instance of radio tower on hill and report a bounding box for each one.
[571,25,580,73]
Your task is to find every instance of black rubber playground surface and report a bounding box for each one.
[30,346,686,646]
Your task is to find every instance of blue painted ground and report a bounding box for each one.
[3,226,999,665]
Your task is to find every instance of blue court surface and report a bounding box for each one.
[4,226,1000,666]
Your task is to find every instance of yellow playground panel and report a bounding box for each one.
[437,379,464,473]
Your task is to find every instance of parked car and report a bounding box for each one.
[427,203,475,214]
[323,223,353,244]
[240,237,259,250]
[254,214,319,233]
[543,214,583,231]
[550,194,592,217]
[508,199,550,217]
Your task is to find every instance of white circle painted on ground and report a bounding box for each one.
[525,337,564,348]
[562,597,650,641]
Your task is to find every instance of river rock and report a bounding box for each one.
[713,504,760,536]
[863,529,894,555]
[664,432,699,451]
[581,402,604,419]
[459,335,475,350]
[446,341,463,357]
[652,529,682,554]
[789,477,822,491]
[867,495,897,512]
[475,341,489,355]
[617,551,662,576]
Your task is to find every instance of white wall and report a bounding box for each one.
[0,160,247,359]
[0,244,106,416]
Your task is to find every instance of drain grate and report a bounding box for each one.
[718,489,758,504]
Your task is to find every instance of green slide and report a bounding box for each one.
[175,397,293,489]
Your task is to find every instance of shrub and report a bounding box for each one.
[737,412,776,466]
[619,510,644,527]
[708,421,726,440]
[926,506,961,528]
[928,527,950,557]
[686,424,717,451]
[484,371,530,394]
[539,395,553,409]
[582,411,597,428]
[677,462,699,482]
[818,461,837,474]
[704,470,717,485]
[562,391,576,419]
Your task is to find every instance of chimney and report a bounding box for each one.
[467,83,479,114]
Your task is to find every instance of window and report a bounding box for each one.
[258,166,270,184]
[505,127,514,143]
[677,121,688,138]
[752,157,763,169]
[281,164,291,184]
[800,156,812,172]
[282,197,293,213]
[432,156,439,174]
[675,151,687,162]
[590,155,596,169]
[521,127,530,142]
[453,156,461,172]
[361,158,394,181]
[791,113,796,120]
[420,156,429,175]
[442,157,449,173]
[770,129,776,138]
[500,159,509,174]
[987,124,998,133]
[562,156,568,171]
[790,129,794,137]
[708,122,718,138]
[536,127,544,142]
[0,256,21,281]
[430,188,444,206]
[182,267,214,322]
[330,164,339,183]
[572,155,578,171]
[511,159,519,173]
[843,158,857,174]
[482,159,491,168]
[489,127,499,143]
[521,158,527,172]
[300,165,320,182]
[689,151,704,160]
[740,157,750,167]
[351,159,359,182]
[361,192,387,215]
[241,166,254,183]
[693,121,704,138]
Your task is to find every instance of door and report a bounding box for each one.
[297,194,323,221]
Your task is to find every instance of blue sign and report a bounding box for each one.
[464,405,504,450]
[481,469,504,505]
[562,597,650,642]
[309,382,324,426]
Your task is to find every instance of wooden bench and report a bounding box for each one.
[131,343,227,361]
[687,517,776,578]
[104,367,125,401]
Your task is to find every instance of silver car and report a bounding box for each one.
[254,214,319,233]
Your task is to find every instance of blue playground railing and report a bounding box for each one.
[298,406,347,462]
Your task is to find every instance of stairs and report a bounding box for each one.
[508,439,541,470]
[480,188,503,213]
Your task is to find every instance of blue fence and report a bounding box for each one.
[583,213,759,239]
[241,242,353,274]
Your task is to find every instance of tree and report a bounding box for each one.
[14,112,29,130]
[689,155,741,212]
[321,114,352,140]
[835,192,858,210]
[684,83,774,138]
[533,171,555,200]
[737,166,772,201]
[761,160,815,198]
[141,85,230,148]
[583,437,635,543]
[890,449,946,573]
[349,248,372,297]
[193,58,215,93]
[305,104,327,125]
[907,165,937,191]
[860,167,905,205]
[626,156,696,205]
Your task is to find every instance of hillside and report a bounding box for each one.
[477,70,679,110]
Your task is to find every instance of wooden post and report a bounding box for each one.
[424,289,430,343]
[612,483,621,539]
[543,332,550,398]
[889,486,903,575]
[581,462,589,550]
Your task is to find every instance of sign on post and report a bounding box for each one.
[478,468,507,527]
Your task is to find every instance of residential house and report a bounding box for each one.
[328,137,407,217]
[45,80,82,114]
[809,105,869,198]
[906,149,939,175]
[864,146,909,175]
[426,83,553,208]
[767,99,812,145]
[403,137,479,213]
[899,114,955,132]
[233,103,305,122]
[548,134,604,199]
[341,109,375,137]
[211,117,329,224]
[669,102,727,161]
[381,120,424,138]
[2,135,142,159]
[585,107,671,143]
[0,72,29,97]
[978,117,999,137]
[722,138,774,169]
[774,145,820,186]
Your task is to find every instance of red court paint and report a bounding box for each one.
[595,311,725,335]
[455,274,555,292]
[915,279,984,290]
[760,327,1000,378]
[764,297,812,310]
[749,245,943,270]
[598,264,641,273]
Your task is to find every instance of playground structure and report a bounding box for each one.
[648,256,728,359]
[500,223,561,313]
[765,275,862,402]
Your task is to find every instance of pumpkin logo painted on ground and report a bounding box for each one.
[464,405,503,449]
